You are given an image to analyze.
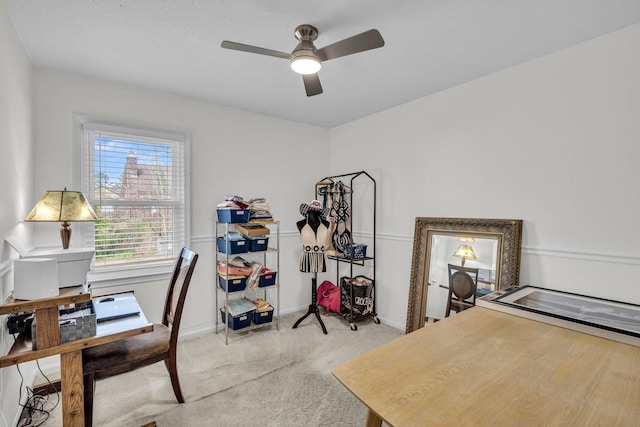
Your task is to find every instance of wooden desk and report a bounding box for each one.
[0,287,153,427]
[333,307,640,426]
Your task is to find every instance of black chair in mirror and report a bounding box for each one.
[445,264,479,317]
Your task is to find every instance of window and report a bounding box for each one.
[77,117,189,277]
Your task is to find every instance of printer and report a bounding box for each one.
[23,247,94,288]
[7,236,94,298]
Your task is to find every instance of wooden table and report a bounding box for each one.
[333,307,640,426]
[0,287,153,427]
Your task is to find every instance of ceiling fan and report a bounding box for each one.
[221,25,385,97]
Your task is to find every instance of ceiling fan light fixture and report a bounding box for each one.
[290,52,321,75]
[221,24,384,94]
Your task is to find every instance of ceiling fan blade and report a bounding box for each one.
[302,73,323,96]
[221,41,290,59]
[315,29,384,62]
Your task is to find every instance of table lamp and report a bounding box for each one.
[25,188,97,249]
[453,244,477,266]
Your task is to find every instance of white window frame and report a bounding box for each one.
[73,115,190,287]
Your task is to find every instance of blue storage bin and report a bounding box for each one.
[218,275,248,292]
[217,237,249,254]
[258,271,277,288]
[343,244,367,259]
[252,308,274,325]
[220,309,252,330]
[249,237,269,252]
[217,209,250,223]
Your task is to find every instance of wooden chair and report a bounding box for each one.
[82,247,198,427]
[445,264,479,317]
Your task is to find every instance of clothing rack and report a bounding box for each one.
[316,171,378,331]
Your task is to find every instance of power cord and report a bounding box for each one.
[15,357,60,427]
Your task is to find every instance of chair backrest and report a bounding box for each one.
[446,264,479,316]
[162,248,198,342]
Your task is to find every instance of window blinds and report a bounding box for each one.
[81,122,187,270]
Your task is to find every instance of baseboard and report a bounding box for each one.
[178,305,311,340]
[375,316,403,331]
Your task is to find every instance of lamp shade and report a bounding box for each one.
[25,189,97,222]
[453,244,477,264]
[25,189,97,249]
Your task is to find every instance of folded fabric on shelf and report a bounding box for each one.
[217,261,253,277]
[217,195,249,210]
[246,261,263,289]
[226,298,257,316]
[252,298,272,312]
[223,231,246,241]
[248,197,273,220]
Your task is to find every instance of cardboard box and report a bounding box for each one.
[234,223,270,237]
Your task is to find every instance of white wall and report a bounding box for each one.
[0,1,34,424]
[329,23,640,328]
[0,3,33,266]
[32,68,331,336]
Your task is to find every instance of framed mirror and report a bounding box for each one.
[405,217,523,333]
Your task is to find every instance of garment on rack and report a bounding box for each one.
[327,181,352,255]
[316,186,336,256]
[299,217,328,273]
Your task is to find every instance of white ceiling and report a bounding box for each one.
[5,0,640,128]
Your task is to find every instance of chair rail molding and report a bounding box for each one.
[192,232,640,265]
[522,246,640,265]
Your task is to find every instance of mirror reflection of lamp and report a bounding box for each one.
[25,188,97,250]
[453,244,477,266]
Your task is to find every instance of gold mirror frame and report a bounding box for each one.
[405,217,523,334]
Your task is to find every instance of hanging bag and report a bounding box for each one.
[316,280,341,314]
[340,276,374,322]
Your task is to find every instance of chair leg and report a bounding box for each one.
[165,354,184,403]
[83,373,95,427]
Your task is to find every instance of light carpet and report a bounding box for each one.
[41,311,402,426]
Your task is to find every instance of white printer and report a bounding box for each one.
[7,236,94,299]
[23,247,94,288]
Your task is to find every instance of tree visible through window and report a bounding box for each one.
[79,119,188,271]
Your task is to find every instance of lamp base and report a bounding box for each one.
[60,221,71,249]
